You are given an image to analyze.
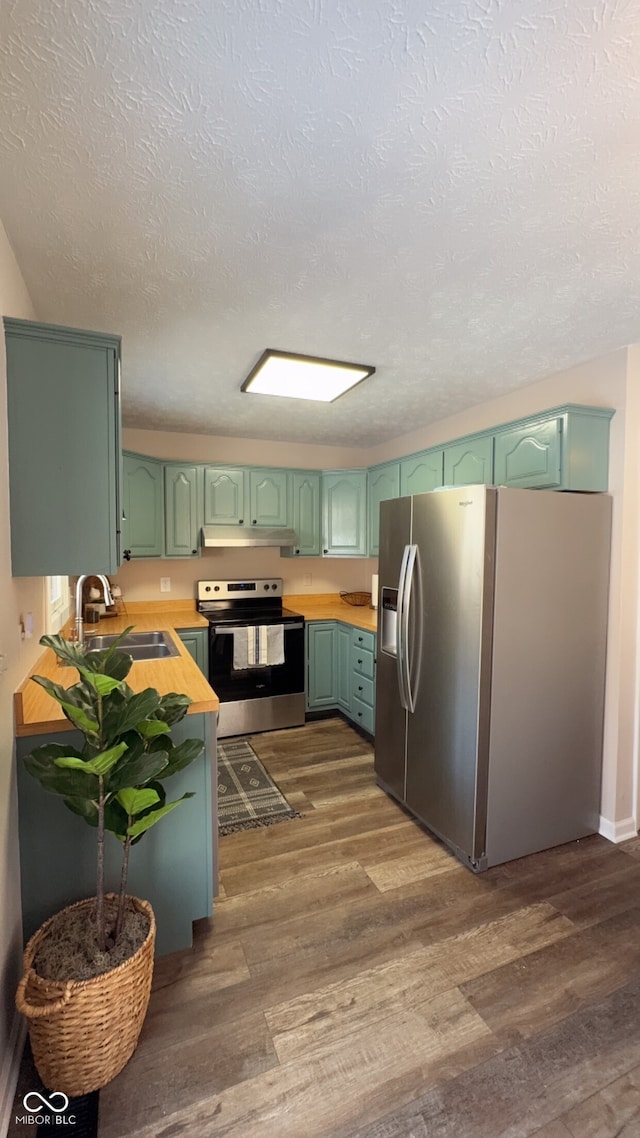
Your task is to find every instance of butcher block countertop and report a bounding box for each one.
[15,602,218,738]
[285,594,378,633]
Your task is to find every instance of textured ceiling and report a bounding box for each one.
[1,1,640,446]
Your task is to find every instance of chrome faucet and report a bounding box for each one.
[74,574,113,646]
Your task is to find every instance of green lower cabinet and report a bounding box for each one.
[176,628,209,675]
[306,622,337,709]
[335,623,352,711]
[349,628,376,734]
[306,621,376,734]
[444,436,494,486]
[15,712,217,956]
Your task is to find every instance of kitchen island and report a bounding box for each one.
[14,604,219,955]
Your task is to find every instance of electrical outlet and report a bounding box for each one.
[303,574,312,586]
[160,577,171,593]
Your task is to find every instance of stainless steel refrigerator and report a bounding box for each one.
[375,485,611,871]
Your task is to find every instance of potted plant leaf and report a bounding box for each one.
[15,629,205,1096]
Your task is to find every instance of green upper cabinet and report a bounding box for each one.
[321,470,367,557]
[400,450,444,495]
[121,454,164,559]
[444,436,493,486]
[494,407,613,491]
[204,467,245,525]
[5,318,121,576]
[249,469,288,526]
[285,471,321,557]
[494,418,561,489]
[368,462,400,556]
[165,465,202,557]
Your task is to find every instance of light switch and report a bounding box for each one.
[160,577,171,593]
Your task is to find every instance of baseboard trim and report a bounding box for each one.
[0,1011,26,1138]
[599,815,638,843]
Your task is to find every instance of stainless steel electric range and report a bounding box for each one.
[197,578,305,738]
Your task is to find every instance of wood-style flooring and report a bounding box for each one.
[22,718,640,1137]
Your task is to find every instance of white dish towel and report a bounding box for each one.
[233,625,285,670]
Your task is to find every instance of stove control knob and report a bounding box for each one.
[264,583,270,591]
[214,586,220,592]
[205,586,211,592]
[271,583,277,590]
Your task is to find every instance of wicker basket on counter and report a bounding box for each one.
[340,591,372,607]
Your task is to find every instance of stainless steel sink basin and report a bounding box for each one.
[85,630,180,660]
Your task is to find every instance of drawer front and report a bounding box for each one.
[351,695,375,733]
[352,627,375,653]
[352,645,375,679]
[352,673,374,707]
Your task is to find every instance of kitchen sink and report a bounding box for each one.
[84,630,180,660]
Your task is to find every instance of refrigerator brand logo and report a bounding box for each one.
[458,500,473,506]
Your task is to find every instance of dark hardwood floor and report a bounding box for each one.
[69,719,640,1134]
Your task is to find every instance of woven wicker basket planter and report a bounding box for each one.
[16,895,156,1097]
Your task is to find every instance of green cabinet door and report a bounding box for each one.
[249,468,288,526]
[400,450,444,495]
[5,318,121,576]
[335,622,352,711]
[121,454,164,559]
[444,436,493,486]
[204,467,246,524]
[176,628,209,675]
[306,622,336,709]
[321,471,367,557]
[285,471,321,557]
[165,465,202,556]
[16,712,216,956]
[368,463,400,556]
[494,419,562,489]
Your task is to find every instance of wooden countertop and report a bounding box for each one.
[15,603,218,738]
[285,594,378,633]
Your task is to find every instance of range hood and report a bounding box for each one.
[201,525,298,549]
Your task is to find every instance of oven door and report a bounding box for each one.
[209,620,305,703]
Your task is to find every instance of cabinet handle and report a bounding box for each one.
[358,711,362,718]
[358,685,363,691]
[123,549,131,561]
[358,636,363,642]
[357,658,362,664]
[295,549,300,555]
[323,548,328,554]
[239,519,244,525]
[252,519,257,524]
[192,549,197,555]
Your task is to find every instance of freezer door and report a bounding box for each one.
[406,485,496,863]
[374,495,412,802]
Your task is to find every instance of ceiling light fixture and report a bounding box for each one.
[241,349,375,403]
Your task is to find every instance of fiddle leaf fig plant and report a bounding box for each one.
[22,629,205,953]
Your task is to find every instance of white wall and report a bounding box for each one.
[0,222,42,1123]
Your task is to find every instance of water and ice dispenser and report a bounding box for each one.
[380,588,398,658]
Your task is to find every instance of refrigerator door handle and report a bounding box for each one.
[401,544,419,713]
[396,544,411,709]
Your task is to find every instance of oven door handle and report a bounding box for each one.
[212,622,304,633]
